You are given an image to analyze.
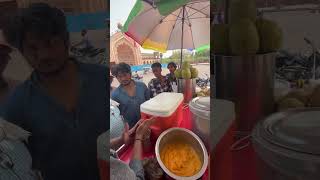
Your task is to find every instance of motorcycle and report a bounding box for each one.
[196,73,210,89]
[70,46,106,64]
[143,67,151,74]
[132,74,143,81]
[275,37,320,83]
[305,37,320,79]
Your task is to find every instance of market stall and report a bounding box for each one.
[114,99,236,180]
[117,105,208,179]
[114,92,210,179]
[213,0,320,180]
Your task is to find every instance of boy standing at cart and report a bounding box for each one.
[166,62,177,84]
[166,62,178,92]
[148,62,173,98]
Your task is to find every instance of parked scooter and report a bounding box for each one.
[70,46,106,64]
[196,73,210,89]
[132,72,143,81]
[275,37,320,82]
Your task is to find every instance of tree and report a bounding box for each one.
[170,50,181,60]
[162,49,209,64]
[195,49,210,57]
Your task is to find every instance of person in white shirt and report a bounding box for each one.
[0,118,42,180]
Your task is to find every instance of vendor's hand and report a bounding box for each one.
[135,117,156,140]
[128,119,143,137]
[122,121,141,145]
[121,123,130,145]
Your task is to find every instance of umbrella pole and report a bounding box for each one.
[225,0,229,24]
[180,5,186,67]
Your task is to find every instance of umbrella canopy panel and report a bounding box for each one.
[123,0,210,52]
[212,0,320,11]
[256,0,320,8]
[167,1,210,50]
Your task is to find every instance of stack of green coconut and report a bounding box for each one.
[174,61,198,79]
[212,0,283,55]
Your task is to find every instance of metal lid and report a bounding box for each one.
[189,97,210,119]
[190,97,210,111]
[260,108,320,155]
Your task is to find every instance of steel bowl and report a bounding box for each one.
[155,128,208,180]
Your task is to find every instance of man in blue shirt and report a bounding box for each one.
[111,63,150,128]
[1,3,108,180]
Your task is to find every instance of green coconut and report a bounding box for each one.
[174,69,182,79]
[229,18,259,55]
[282,90,309,105]
[256,18,283,53]
[212,24,229,54]
[181,69,191,79]
[309,85,320,107]
[181,61,190,69]
[228,0,257,24]
[278,97,305,111]
[190,67,198,78]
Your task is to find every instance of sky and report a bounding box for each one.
[110,0,173,57]
[110,0,135,34]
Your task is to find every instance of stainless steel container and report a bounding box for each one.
[211,99,235,150]
[155,128,208,180]
[252,108,320,180]
[189,97,210,151]
[177,79,196,103]
[214,53,276,135]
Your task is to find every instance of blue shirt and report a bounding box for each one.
[111,81,150,128]
[0,60,108,180]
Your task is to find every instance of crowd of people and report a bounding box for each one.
[110,62,178,128]
[111,63,150,128]
[109,61,179,179]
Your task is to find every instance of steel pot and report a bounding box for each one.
[155,128,208,180]
[214,53,276,135]
[252,108,320,180]
[189,96,210,150]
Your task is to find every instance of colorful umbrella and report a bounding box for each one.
[122,0,210,65]
[195,44,210,52]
